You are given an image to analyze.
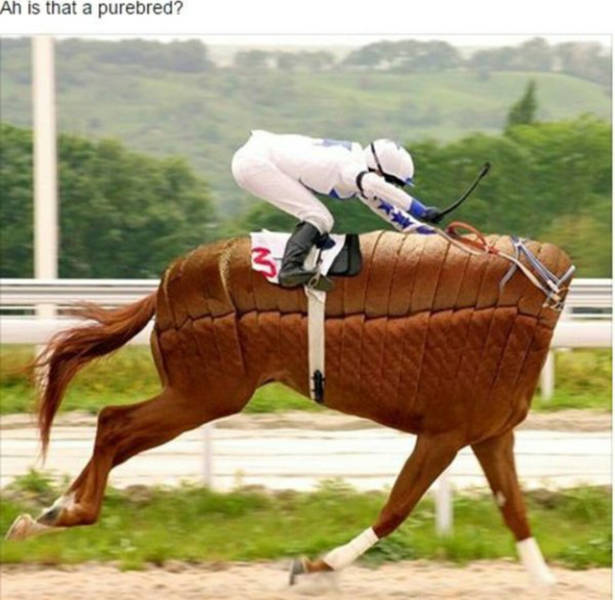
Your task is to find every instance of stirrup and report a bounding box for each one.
[307,272,333,292]
[279,268,318,289]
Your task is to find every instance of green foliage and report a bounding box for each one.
[234,49,271,70]
[56,38,215,72]
[556,42,612,87]
[276,50,335,72]
[0,39,611,279]
[36,35,604,87]
[0,123,33,276]
[1,38,610,225]
[0,480,610,569]
[12,469,55,496]
[507,79,537,128]
[0,123,218,278]
[343,39,462,72]
[533,349,612,411]
[340,37,609,86]
[415,117,611,275]
[235,49,337,73]
[246,383,322,413]
[468,37,610,86]
[555,349,612,396]
[539,214,611,278]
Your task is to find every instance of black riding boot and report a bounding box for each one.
[278,222,321,288]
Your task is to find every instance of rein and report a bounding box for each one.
[445,221,500,255]
[436,221,575,311]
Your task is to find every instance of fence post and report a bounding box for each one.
[435,469,453,536]
[540,350,555,401]
[202,423,214,487]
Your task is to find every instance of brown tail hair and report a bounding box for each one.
[33,292,157,455]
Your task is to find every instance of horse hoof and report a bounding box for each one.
[5,514,35,541]
[289,556,307,585]
[531,571,557,588]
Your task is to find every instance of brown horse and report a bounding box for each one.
[6,229,572,587]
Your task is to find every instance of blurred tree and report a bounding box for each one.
[343,39,461,71]
[3,117,610,278]
[0,124,217,278]
[469,41,553,72]
[505,116,611,219]
[541,212,611,277]
[466,38,610,87]
[555,42,611,86]
[516,37,553,71]
[0,124,33,277]
[276,52,299,71]
[57,38,214,72]
[394,40,462,72]
[342,40,394,68]
[468,46,517,72]
[276,51,335,71]
[1,35,611,277]
[506,80,538,129]
[298,50,336,71]
[234,50,272,70]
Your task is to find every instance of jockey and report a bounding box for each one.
[231,130,442,288]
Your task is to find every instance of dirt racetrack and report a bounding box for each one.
[0,560,611,599]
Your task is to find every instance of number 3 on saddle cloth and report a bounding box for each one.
[250,231,363,405]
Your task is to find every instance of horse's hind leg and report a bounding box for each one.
[6,385,249,539]
[290,431,461,582]
[471,430,556,587]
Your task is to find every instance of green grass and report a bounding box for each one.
[0,473,610,569]
[532,349,612,412]
[0,346,610,416]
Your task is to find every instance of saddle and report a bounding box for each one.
[250,231,362,284]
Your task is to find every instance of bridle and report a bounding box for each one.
[441,221,575,310]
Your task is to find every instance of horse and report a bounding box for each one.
[5,228,573,588]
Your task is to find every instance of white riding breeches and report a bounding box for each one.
[231,134,335,234]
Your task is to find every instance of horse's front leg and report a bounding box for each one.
[290,430,462,583]
[472,429,556,587]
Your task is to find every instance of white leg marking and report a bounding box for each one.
[495,491,506,507]
[39,492,75,520]
[322,527,379,571]
[54,492,76,510]
[517,537,557,586]
[5,514,59,541]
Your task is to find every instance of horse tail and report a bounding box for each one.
[33,292,157,456]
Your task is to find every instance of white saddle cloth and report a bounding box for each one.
[250,230,347,284]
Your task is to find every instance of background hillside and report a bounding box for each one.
[1,37,611,218]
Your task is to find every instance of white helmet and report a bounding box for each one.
[364,139,414,187]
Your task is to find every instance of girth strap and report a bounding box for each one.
[304,246,326,403]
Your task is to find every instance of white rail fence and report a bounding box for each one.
[0,278,611,535]
[0,277,611,336]
[0,278,611,399]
